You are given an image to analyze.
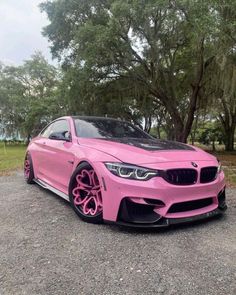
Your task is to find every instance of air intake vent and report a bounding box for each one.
[163,169,197,185]
[168,198,213,213]
[200,167,217,183]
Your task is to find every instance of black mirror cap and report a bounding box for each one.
[49,132,71,142]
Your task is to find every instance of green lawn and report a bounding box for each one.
[0,143,26,175]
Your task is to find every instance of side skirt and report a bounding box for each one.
[34,178,70,202]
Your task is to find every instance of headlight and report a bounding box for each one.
[104,162,159,180]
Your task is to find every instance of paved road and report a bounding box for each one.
[0,173,236,295]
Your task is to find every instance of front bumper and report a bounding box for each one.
[94,161,227,227]
[104,188,227,228]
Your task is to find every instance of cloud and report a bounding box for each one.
[0,0,55,65]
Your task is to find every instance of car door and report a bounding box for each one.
[32,122,54,178]
[38,119,75,193]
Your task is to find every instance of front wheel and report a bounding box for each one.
[69,162,103,223]
[24,153,35,184]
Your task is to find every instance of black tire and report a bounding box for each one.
[24,153,35,184]
[69,162,103,224]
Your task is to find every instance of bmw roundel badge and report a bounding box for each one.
[191,162,198,168]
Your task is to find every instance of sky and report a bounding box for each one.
[0,0,54,65]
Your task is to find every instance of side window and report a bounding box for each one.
[40,123,54,138]
[40,120,70,139]
[50,120,71,140]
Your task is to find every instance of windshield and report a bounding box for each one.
[73,118,152,139]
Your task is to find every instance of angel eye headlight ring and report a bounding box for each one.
[104,162,159,181]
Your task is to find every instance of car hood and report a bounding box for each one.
[78,137,216,165]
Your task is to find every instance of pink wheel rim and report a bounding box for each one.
[24,157,30,179]
[72,169,102,216]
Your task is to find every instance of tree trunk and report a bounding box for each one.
[190,133,194,145]
[161,111,184,141]
[218,97,236,151]
[167,117,184,141]
[181,40,206,143]
[191,112,199,146]
[151,41,207,143]
[212,140,216,151]
[224,127,235,151]
[156,126,161,139]
[181,87,199,143]
[144,115,152,133]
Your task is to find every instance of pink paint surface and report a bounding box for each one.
[27,116,225,223]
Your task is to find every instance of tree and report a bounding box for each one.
[59,64,156,130]
[0,52,66,141]
[212,56,236,151]
[0,63,26,138]
[41,0,223,142]
[203,2,236,150]
[197,121,223,152]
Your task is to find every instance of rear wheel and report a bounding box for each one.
[24,153,34,184]
[69,162,103,223]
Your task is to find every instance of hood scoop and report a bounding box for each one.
[98,138,195,152]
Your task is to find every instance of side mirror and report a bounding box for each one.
[49,131,71,142]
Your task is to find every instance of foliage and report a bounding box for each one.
[1,1,236,151]
[201,1,236,151]
[197,121,223,150]
[40,0,234,142]
[0,52,67,139]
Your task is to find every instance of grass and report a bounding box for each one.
[0,142,236,187]
[0,142,26,175]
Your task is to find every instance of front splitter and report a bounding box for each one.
[104,207,226,228]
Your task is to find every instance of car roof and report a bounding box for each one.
[71,116,121,121]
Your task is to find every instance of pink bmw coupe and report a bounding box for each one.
[24,116,227,227]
